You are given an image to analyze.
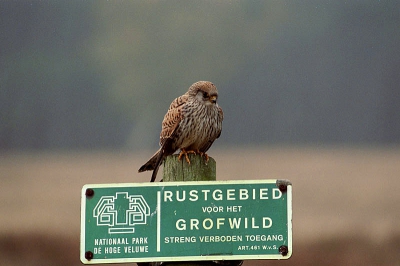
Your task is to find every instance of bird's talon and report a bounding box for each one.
[185,154,191,164]
[178,149,197,164]
[196,150,209,164]
[204,153,209,163]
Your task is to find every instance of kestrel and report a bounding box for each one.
[138,81,223,182]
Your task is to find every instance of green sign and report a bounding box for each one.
[80,180,292,264]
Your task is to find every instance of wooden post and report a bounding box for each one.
[163,154,216,182]
[139,154,242,266]
[162,153,215,266]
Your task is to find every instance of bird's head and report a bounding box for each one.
[188,81,219,106]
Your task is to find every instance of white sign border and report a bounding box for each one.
[80,179,292,264]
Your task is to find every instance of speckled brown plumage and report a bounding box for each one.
[138,81,223,182]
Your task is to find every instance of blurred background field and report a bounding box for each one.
[1,1,400,265]
[1,147,400,265]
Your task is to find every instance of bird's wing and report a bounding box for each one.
[216,106,224,139]
[159,93,188,147]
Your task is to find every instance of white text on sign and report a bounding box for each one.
[163,188,282,202]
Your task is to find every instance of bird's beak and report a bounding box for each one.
[209,95,217,104]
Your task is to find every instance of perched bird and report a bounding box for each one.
[138,81,223,182]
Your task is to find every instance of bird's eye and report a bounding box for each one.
[202,92,209,98]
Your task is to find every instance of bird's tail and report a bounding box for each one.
[138,148,165,182]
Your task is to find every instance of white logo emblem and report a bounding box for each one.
[93,192,150,234]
